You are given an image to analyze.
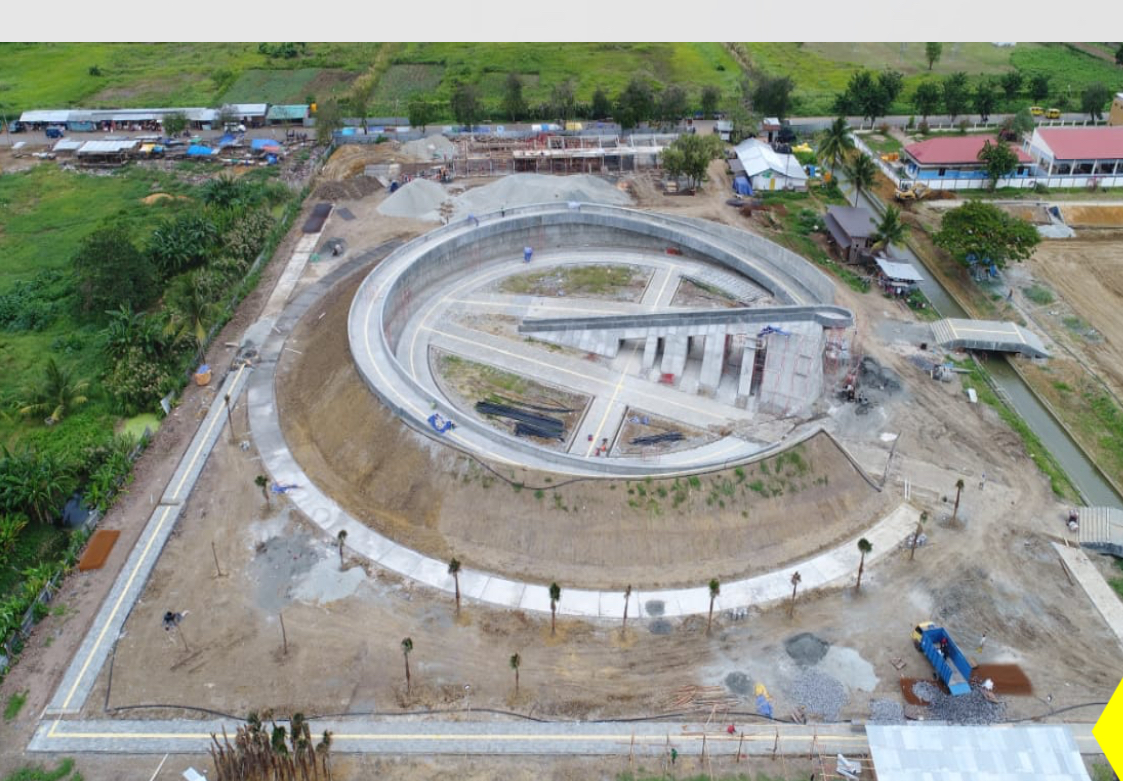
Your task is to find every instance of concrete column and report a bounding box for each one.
[698,331,726,397]
[641,334,659,373]
[736,342,757,407]
[659,334,688,381]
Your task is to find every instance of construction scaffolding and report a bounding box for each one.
[442,133,677,178]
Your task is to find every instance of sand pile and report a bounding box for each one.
[450,173,632,220]
[401,134,457,162]
[376,179,450,222]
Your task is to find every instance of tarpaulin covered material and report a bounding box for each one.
[186,145,216,156]
[302,202,333,233]
[251,138,281,150]
[733,175,752,195]
[216,133,237,148]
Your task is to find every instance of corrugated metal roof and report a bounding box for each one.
[76,139,139,155]
[733,138,808,181]
[1036,126,1123,161]
[53,139,84,152]
[20,110,70,123]
[826,205,876,239]
[266,105,308,120]
[867,725,1090,781]
[223,103,268,116]
[876,259,924,281]
[904,135,1034,166]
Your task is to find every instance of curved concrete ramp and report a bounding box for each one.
[1078,506,1123,557]
[930,318,1049,359]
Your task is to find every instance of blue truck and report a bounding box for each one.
[912,622,974,696]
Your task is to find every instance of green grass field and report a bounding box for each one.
[373,43,742,116]
[740,42,1122,116]
[0,43,379,111]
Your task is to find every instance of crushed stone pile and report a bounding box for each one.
[449,173,632,220]
[868,699,905,723]
[790,668,847,722]
[911,681,1006,724]
[401,134,457,162]
[784,632,830,666]
[376,179,450,222]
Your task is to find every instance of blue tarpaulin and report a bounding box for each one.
[733,175,752,195]
[216,133,237,148]
[251,138,281,150]
[186,145,215,156]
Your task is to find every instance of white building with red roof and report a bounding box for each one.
[901,135,1035,184]
[1027,126,1123,178]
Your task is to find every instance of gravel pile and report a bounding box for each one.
[376,179,449,221]
[784,632,830,665]
[868,699,905,723]
[912,681,1006,724]
[725,671,752,696]
[449,173,632,220]
[790,668,847,721]
[401,134,457,162]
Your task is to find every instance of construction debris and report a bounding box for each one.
[475,400,565,440]
[630,431,684,446]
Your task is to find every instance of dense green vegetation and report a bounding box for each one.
[0,163,298,651]
[1,759,79,781]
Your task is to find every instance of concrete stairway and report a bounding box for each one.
[928,319,955,348]
[682,269,769,306]
[1078,506,1123,557]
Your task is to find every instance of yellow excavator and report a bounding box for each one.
[895,181,930,202]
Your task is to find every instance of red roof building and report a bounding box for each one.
[902,135,1034,183]
[1028,127,1123,176]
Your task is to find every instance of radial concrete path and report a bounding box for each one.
[251,252,917,619]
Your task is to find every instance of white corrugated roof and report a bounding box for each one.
[53,139,84,152]
[20,110,70,123]
[875,259,924,281]
[77,139,139,154]
[733,138,807,181]
[867,723,1090,781]
[223,103,268,116]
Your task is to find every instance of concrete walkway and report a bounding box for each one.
[1053,542,1123,651]
[28,716,1104,757]
[44,365,252,716]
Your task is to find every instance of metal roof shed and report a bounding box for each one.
[875,259,924,282]
[866,724,1091,781]
[266,105,309,123]
[20,110,71,123]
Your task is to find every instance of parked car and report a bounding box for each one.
[1045,108,1061,119]
[45,126,64,139]
[1029,106,1044,116]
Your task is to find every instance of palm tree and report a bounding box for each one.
[846,152,878,206]
[337,529,347,569]
[788,571,802,619]
[818,116,855,178]
[952,478,965,522]
[401,637,413,694]
[549,582,561,636]
[707,579,720,635]
[855,538,873,592]
[910,510,928,561]
[163,272,217,366]
[509,652,521,695]
[871,205,908,251]
[19,358,90,425]
[622,584,632,630]
[449,557,462,616]
[255,475,270,508]
[315,729,333,778]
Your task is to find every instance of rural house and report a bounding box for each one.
[1027,126,1123,180]
[902,135,1034,183]
[733,138,808,192]
[823,205,877,262]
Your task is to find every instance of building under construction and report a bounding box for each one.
[446,133,677,177]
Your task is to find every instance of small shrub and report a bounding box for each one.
[1023,285,1054,305]
[687,476,701,490]
[1034,182,1050,194]
[534,489,544,500]
[957,119,970,134]
[4,690,28,721]
[918,119,930,135]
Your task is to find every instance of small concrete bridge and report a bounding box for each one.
[930,318,1049,359]
[1079,506,1123,557]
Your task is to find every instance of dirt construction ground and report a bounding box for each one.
[1,158,1120,780]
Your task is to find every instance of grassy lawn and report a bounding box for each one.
[862,132,903,155]
[375,43,742,117]
[0,43,380,111]
[738,42,1116,116]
